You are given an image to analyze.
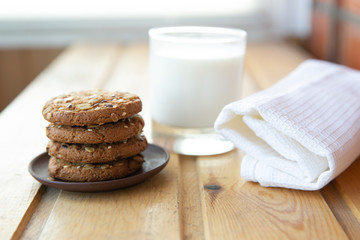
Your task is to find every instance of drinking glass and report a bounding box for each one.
[149,26,247,155]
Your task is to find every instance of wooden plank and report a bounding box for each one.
[11,186,47,240]
[0,44,118,240]
[241,71,260,98]
[333,156,360,222]
[198,150,348,239]
[179,155,205,240]
[38,153,181,240]
[321,182,360,240]
[245,41,311,89]
[20,187,60,240]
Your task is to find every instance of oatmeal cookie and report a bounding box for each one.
[46,114,144,144]
[48,154,144,182]
[47,135,148,164]
[42,90,142,126]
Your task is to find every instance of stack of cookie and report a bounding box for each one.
[42,90,148,182]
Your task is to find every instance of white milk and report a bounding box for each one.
[150,52,244,128]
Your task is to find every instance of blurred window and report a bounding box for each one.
[0,0,312,47]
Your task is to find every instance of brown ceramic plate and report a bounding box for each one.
[28,144,169,192]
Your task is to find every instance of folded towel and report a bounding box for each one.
[214,59,360,190]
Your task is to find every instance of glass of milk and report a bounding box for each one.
[149,26,246,155]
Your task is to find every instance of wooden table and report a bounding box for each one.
[1,42,360,240]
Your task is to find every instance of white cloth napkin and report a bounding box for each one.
[214,59,360,190]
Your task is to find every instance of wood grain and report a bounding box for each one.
[0,44,118,240]
[198,151,347,239]
[321,183,360,240]
[10,186,47,240]
[333,156,360,222]
[38,153,181,240]
[20,187,60,240]
[246,42,311,89]
[241,71,261,98]
[179,155,205,240]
